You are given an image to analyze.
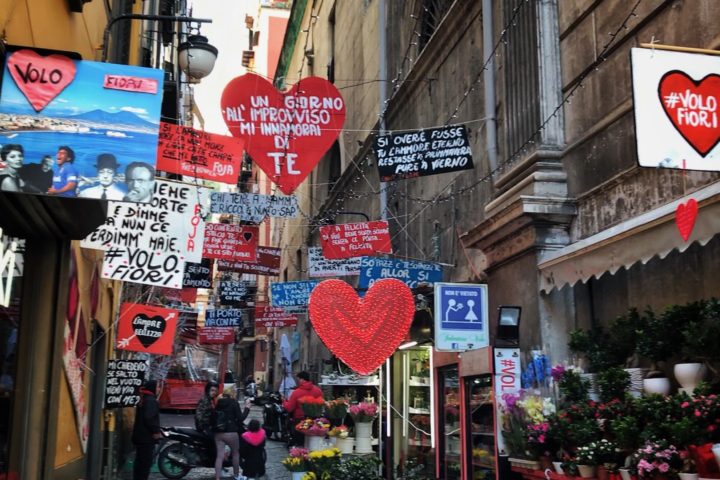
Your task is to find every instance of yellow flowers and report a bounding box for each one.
[307,447,341,459]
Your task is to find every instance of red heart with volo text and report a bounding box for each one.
[7,49,76,112]
[221,73,346,195]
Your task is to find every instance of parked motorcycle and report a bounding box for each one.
[260,391,289,442]
[156,426,232,479]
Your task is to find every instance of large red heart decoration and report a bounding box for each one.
[7,49,76,112]
[308,279,415,375]
[658,71,720,157]
[221,73,346,194]
[675,198,698,242]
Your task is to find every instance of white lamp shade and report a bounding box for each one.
[178,36,218,80]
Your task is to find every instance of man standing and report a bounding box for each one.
[78,153,126,200]
[282,371,323,446]
[123,161,156,202]
[47,146,78,197]
[20,155,54,193]
[195,381,219,436]
[131,380,162,480]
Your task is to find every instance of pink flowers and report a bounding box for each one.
[551,364,566,382]
[633,441,682,478]
[348,401,378,422]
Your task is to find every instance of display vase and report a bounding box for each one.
[553,462,565,475]
[674,363,707,395]
[291,472,308,480]
[305,434,325,452]
[678,473,699,480]
[577,464,597,478]
[618,468,633,480]
[335,436,354,454]
[355,421,373,438]
[581,373,600,402]
[643,377,671,396]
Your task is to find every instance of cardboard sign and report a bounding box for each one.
[254,305,298,328]
[182,259,214,289]
[493,347,521,455]
[82,180,206,288]
[434,283,489,351]
[319,221,392,259]
[205,308,243,327]
[198,327,235,344]
[117,303,179,355]
[210,191,299,222]
[217,246,281,276]
[631,48,720,170]
[156,122,244,184]
[219,280,251,305]
[374,125,474,181]
[203,223,259,262]
[270,280,320,307]
[221,73,346,194]
[0,48,164,201]
[307,246,361,277]
[105,359,148,408]
[358,257,443,289]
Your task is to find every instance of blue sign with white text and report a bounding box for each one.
[434,282,489,351]
[270,280,320,307]
[358,257,443,289]
[205,309,243,327]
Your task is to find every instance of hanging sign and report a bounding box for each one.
[105,359,149,408]
[270,280,320,307]
[307,246,361,277]
[358,256,443,289]
[0,48,164,200]
[156,122,244,184]
[434,283,489,351]
[81,179,206,288]
[319,220,392,259]
[182,258,214,289]
[210,191,299,222]
[631,47,720,170]
[116,303,179,355]
[198,327,235,344]
[203,223,259,262]
[205,308,243,327]
[254,305,298,328]
[217,246,281,276]
[219,280,251,305]
[373,125,474,181]
[493,347,521,455]
[0,228,18,308]
[220,73,346,194]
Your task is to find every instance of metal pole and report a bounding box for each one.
[378,0,388,220]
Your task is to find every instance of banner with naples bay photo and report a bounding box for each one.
[0,47,164,201]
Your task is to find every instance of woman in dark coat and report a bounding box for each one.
[131,380,162,480]
[240,420,267,479]
[213,387,251,480]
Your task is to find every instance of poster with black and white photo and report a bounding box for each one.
[219,280,251,306]
[373,125,474,181]
[182,259,214,289]
[104,359,148,408]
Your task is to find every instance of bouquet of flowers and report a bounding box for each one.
[349,401,378,423]
[633,441,683,478]
[306,448,342,478]
[300,396,326,418]
[328,425,349,438]
[575,442,600,466]
[500,391,557,459]
[325,398,349,420]
[296,417,331,436]
[282,447,310,472]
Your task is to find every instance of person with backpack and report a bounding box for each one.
[213,387,251,480]
[239,420,267,480]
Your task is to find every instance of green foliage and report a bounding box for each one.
[395,458,433,480]
[568,327,613,372]
[634,394,675,442]
[332,455,383,480]
[681,299,720,374]
[609,414,642,452]
[597,366,630,403]
[636,306,687,366]
[547,401,601,453]
[558,369,589,405]
[607,308,644,366]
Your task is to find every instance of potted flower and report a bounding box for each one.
[678,299,720,392]
[306,447,342,479]
[300,395,326,418]
[348,401,378,423]
[296,417,331,451]
[596,439,621,480]
[633,441,683,479]
[501,392,556,469]
[282,447,310,480]
[324,398,349,425]
[556,368,590,406]
[327,425,349,448]
[575,442,601,478]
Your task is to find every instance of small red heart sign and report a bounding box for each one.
[658,71,720,157]
[7,49,77,112]
[308,279,415,375]
[675,198,698,242]
[221,73,346,194]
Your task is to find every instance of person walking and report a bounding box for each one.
[195,381,219,436]
[131,380,162,480]
[282,371,323,447]
[239,420,266,480]
[213,387,251,480]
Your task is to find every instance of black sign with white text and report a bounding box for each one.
[183,259,213,289]
[105,359,148,408]
[219,281,252,306]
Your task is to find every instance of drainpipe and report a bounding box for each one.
[482,0,498,171]
[378,0,388,220]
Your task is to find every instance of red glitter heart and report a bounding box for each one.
[675,198,698,242]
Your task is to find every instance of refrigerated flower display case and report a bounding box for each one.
[465,374,497,480]
[439,365,462,479]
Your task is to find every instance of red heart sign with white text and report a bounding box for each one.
[675,198,698,242]
[7,49,76,112]
[658,71,720,157]
[221,73,346,194]
[308,279,415,375]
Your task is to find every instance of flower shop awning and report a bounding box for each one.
[538,180,720,293]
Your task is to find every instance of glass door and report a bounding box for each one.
[466,375,496,480]
[439,365,461,480]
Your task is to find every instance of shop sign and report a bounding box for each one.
[0,48,164,201]
[104,359,148,408]
[218,280,251,306]
[0,228,18,308]
[319,220,392,259]
[81,179,206,288]
[307,246,361,277]
[373,125,474,181]
[493,347,521,456]
[254,305,298,328]
[433,282,489,351]
[210,191,299,222]
[631,47,720,170]
[182,258,213,289]
[358,256,442,289]
[270,280,320,307]
[116,303,179,355]
[217,246,281,276]
[198,327,235,344]
[156,122,244,184]
[221,73,346,194]
[203,223,259,262]
[205,308,243,327]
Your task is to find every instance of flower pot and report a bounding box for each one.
[643,377,671,395]
[713,443,720,469]
[508,458,541,470]
[335,436,354,454]
[553,462,565,475]
[355,435,373,454]
[539,455,554,471]
[678,473,699,480]
[625,368,648,398]
[597,465,609,480]
[291,472,308,480]
[355,421,373,439]
[674,363,707,393]
[581,373,600,401]
[577,464,597,478]
[305,434,324,451]
[619,469,633,480]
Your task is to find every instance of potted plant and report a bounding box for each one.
[678,299,720,391]
[569,327,613,399]
[597,366,631,403]
[501,392,556,468]
[282,447,310,480]
[575,441,601,478]
[557,368,590,406]
[305,447,342,479]
[295,417,331,451]
[300,395,326,418]
[637,306,685,395]
[324,398,349,425]
[633,441,683,479]
[596,439,621,480]
[334,455,383,480]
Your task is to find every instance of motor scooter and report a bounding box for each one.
[156,426,233,479]
[260,391,288,442]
